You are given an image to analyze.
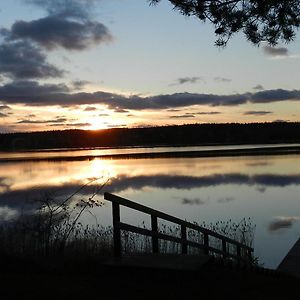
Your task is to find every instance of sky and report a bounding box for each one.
[0,0,300,133]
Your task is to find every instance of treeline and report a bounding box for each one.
[1,122,300,151]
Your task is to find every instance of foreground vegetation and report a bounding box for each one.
[0,179,256,262]
[0,184,299,299]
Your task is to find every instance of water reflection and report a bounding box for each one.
[0,153,300,268]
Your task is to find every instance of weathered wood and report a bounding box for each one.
[181,225,187,254]
[105,192,253,262]
[112,202,121,257]
[203,233,209,255]
[222,240,227,259]
[118,222,248,261]
[151,215,159,253]
[248,249,252,262]
[104,192,253,251]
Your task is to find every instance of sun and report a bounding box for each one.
[85,119,108,130]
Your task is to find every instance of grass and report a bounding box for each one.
[1,184,300,299]
[0,176,257,265]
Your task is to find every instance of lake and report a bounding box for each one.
[0,144,300,268]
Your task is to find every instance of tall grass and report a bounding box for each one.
[0,180,256,263]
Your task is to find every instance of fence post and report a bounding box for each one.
[204,233,209,255]
[151,215,159,253]
[236,245,241,266]
[248,249,252,263]
[181,225,187,254]
[222,240,227,259]
[112,202,121,257]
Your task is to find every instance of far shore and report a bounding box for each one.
[1,144,300,163]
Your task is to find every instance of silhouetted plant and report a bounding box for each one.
[150,0,300,47]
[0,177,111,258]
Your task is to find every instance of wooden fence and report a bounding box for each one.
[104,192,254,263]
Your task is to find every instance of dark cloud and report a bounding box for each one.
[104,173,300,193]
[84,106,97,111]
[170,77,204,86]
[0,81,69,100]
[64,122,91,127]
[268,217,300,232]
[99,113,109,117]
[167,109,181,112]
[251,89,300,103]
[2,173,300,212]
[214,77,232,83]
[1,82,300,109]
[114,108,129,113]
[17,117,68,124]
[217,197,235,203]
[196,111,221,115]
[106,124,127,128]
[182,198,206,205]
[0,105,11,110]
[9,17,112,51]
[243,111,273,116]
[256,186,266,193]
[25,0,93,19]
[246,162,271,167]
[0,112,8,118]
[253,84,264,91]
[72,80,90,90]
[0,41,64,79]
[14,1,112,52]
[170,113,195,119]
[273,119,289,123]
[263,45,289,57]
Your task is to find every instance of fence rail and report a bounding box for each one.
[104,192,254,263]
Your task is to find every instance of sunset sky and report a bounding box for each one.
[0,0,300,133]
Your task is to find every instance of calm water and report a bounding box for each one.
[0,145,300,268]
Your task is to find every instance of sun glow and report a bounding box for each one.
[86,120,108,130]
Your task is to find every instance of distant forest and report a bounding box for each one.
[1,123,300,151]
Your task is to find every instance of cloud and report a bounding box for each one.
[13,1,112,52]
[1,81,300,109]
[2,173,300,212]
[196,111,221,115]
[0,112,8,118]
[170,113,195,119]
[167,109,181,112]
[251,89,300,103]
[64,122,91,127]
[72,80,90,90]
[268,216,300,232]
[214,77,232,83]
[9,16,112,51]
[170,77,204,86]
[253,84,264,91]
[0,41,64,79]
[114,108,129,113]
[217,197,235,203]
[84,106,97,111]
[17,117,68,124]
[25,0,94,19]
[0,105,11,110]
[243,111,273,116]
[263,45,289,57]
[182,198,206,205]
[273,119,289,123]
[0,81,69,100]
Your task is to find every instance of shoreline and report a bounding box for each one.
[1,145,300,163]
